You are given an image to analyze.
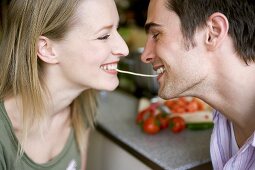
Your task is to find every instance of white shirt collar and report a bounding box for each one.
[252,132,255,147]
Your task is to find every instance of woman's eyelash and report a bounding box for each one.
[97,34,110,40]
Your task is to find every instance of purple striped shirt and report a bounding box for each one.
[210,110,255,169]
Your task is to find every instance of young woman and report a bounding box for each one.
[0,0,128,169]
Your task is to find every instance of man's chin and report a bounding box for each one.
[158,86,169,100]
[158,85,179,100]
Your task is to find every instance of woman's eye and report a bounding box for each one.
[97,34,110,40]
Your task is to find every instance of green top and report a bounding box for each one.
[0,102,81,170]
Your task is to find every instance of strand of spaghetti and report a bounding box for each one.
[116,68,158,77]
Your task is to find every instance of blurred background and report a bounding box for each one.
[114,0,159,98]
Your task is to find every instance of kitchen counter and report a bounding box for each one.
[96,90,212,170]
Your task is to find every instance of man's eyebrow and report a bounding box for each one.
[144,22,161,33]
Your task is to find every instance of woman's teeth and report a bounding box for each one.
[156,67,165,74]
[100,64,118,71]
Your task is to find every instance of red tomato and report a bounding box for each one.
[172,106,186,114]
[136,103,159,124]
[136,109,151,125]
[164,100,176,110]
[195,98,205,111]
[177,97,187,107]
[169,116,186,133]
[157,113,170,129]
[143,117,160,134]
[186,100,199,112]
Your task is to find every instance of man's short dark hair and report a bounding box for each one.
[166,0,255,64]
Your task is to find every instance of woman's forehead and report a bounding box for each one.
[74,0,119,28]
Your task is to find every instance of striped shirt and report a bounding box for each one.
[210,110,255,169]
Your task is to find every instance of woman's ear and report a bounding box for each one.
[37,36,59,64]
[205,12,229,51]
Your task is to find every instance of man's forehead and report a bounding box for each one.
[147,0,170,18]
[146,0,171,24]
[148,0,166,13]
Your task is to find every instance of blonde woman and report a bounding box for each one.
[0,0,128,169]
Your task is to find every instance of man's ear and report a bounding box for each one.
[37,36,59,64]
[205,12,229,51]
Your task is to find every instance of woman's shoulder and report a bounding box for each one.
[0,100,9,126]
[0,100,7,126]
[0,100,15,143]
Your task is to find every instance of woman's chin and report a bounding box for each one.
[99,81,119,91]
[106,84,119,91]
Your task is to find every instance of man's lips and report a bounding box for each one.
[153,65,166,74]
[153,65,166,81]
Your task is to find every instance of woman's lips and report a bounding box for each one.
[104,69,118,75]
[100,62,118,75]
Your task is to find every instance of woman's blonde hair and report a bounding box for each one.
[0,0,96,156]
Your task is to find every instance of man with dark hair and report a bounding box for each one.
[141,0,255,169]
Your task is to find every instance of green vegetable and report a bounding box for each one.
[186,122,214,130]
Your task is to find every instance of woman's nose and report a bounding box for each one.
[141,40,155,63]
[112,32,129,57]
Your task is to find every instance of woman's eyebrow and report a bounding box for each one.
[95,24,113,34]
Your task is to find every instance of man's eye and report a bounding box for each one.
[97,34,110,40]
[152,33,159,40]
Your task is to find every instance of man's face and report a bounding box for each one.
[141,0,210,99]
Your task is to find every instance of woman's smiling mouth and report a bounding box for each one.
[100,62,118,75]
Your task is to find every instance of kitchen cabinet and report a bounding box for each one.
[87,130,151,170]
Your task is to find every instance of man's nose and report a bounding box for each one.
[141,40,155,63]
